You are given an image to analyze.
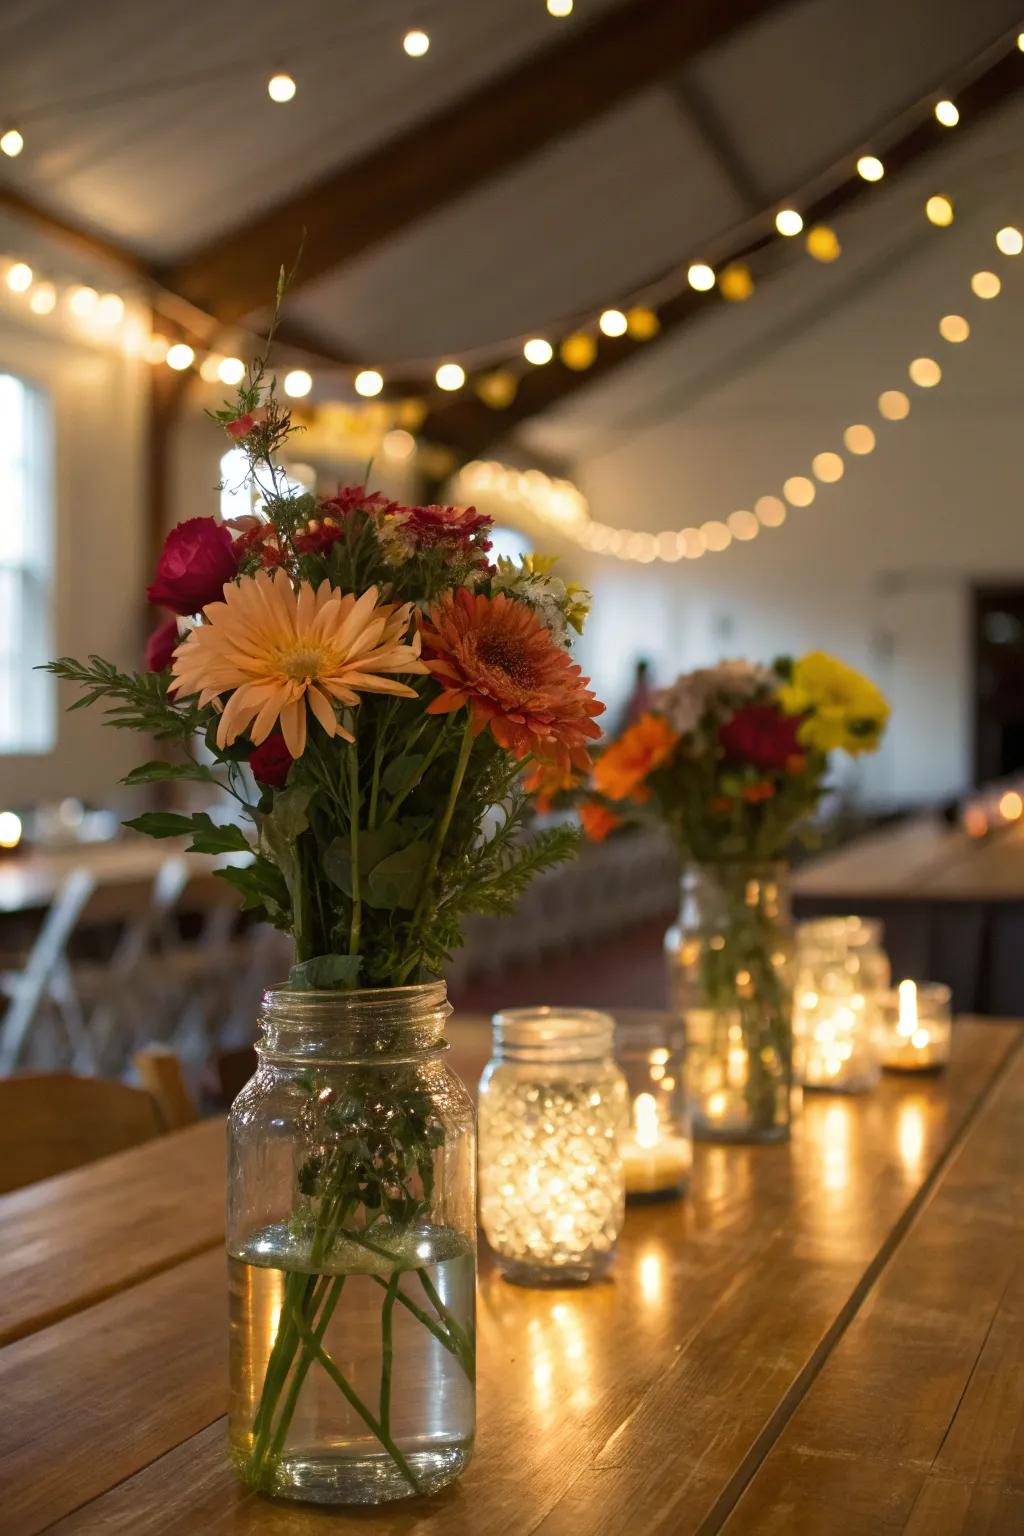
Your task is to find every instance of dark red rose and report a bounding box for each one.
[145,617,179,672]
[249,733,293,788]
[147,518,239,615]
[719,704,801,771]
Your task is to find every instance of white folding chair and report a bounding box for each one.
[0,869,97,1073]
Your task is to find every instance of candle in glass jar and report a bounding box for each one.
[620,1091,691,1198]
[879,980,951,1072]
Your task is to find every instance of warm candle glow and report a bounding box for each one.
[633,1092,659,1149]
[897,979,918,1038]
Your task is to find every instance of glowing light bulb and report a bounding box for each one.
[67,284,98,316]
[523,337,553,365]
[999,790,1023,821]
[925,195,954,228]
[718,263,753,300]
[166,342,195,371]
[0,128,24,158]
[934,99,959,127]
[805,224,841,262]
[971,271,1001,299]
[727,509,759,541]
[547,0,573,14]
[598,308,627,337]
[218,356,246,385]
[783,476,815,507]
[687,262,715,292]
[383,428,416,460]
[283,368,312,397]
[908,357,941,388]
[435,362,465,391]
[29,281,56,314]
[475,370,516,407]
[144,335,169,364]
[199,355,222,383]
[938,314,969,344]
[775,208,803,236]
[403,29,430,57]
[6,262,32,293]
[857,155,884,182]
[878,389,910,421]
[626,306,659,340]
[0,811,22,848]
[843,424,875,455]
[96,292,124,325]
[701,520,731,552]
[996,226,1023,256]
[755,494,786,527]
[812,451,844,482]
[560,333,596,370]
[354,368,384,397]
[268,73,296,102]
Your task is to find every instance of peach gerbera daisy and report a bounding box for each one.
[170,568,427,759]
[419,588,604,770]
[592,712,679,802]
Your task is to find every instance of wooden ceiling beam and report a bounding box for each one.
[163,0,798,323]
[419,43,1023,457]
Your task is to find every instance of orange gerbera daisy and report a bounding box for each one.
[522,759,579,813]
[171,568,426,759]
[579,801,621,843]
[592,712,679,802]
[419,589,604,770]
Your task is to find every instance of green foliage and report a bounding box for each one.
[43,656,205,742]
[121,760,217,787]
[289,954,363,990]
[123,810,252,855]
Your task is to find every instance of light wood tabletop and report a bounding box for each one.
[792,816,1024,904]
[1,1019,1021,1536]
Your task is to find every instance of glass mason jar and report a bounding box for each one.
[612,1008,691,1201]
[666,862,795,1143]
[793,918,885,1093]
[478,1008,628,1285]
[227,983,476,1506]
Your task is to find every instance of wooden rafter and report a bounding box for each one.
[163,0,799,323]
[419,43,1024,457]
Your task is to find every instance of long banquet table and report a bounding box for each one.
[2,1017,1022,1535]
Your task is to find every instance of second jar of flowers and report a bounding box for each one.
[582,654,890,1143]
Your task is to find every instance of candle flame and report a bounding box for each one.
[897,979,918,1038]
[633,1092,660,1149]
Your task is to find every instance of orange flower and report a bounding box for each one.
[742,781,775,804]
[592,713,679,803]
[785,752,807,776]
[579,801,620,842]
[710,796,734,815]
[523,759,578,813]
[171,568,426,759]
[419,589,604,770]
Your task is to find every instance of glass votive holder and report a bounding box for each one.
[878,980,952,1072]
[478,1007,628,1286]
[612,1009,691,1201]
[797,915,891,993]
[685,1006,796,1143]
[793,927,882,1094]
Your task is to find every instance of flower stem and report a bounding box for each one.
[379,1271,400,1437]
[266,1275,345,1464]
[398,718,474,981]
[349,743,361,957]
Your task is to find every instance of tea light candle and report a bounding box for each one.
[620,1091,691,1198]
[879,981,952,1072]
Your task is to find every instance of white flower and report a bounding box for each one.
[655,659,776,736]
[491,557,585,647]
[654,677,703,735]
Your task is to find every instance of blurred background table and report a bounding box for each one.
[1,1016,1020,1536]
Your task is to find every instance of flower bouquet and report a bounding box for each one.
[584,654,888,1141]
[46,353,603,1503]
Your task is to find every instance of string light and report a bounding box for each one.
[0,128,23,158]
[560,333,597,370]
[354,368,384,397]
[783,476,815,507]
[755,496,787,527]
[547,0,573,14]
[687,262,716,292]
[267,73,297,103]
[218,356,246,385]
[523,338,554,365]
[166,342,195,371]
[283,367,313,397]
[6,262,32,293]
[403,29,430,57]
[96,293,125,325]
[856,155,884,182]
[775,209,804,237]
[926,195,954,227]
[806,225,841,262]
[812,451,844,482]
[598,309,627,337]
[971,270,1000,299]
[934,99,959,127]
[727,509,759,541]
[435,361,465,391]
[145,335,169,364]
[476,370,517,407]
[878,389,910,420]
[382,428,416,460]
[626,307,659,340]
[28,282,56,315]
[843,424,875,454]
[995,226,1022,256]
[67,284,98,317]
[908,357,941,388]
[718,263,753,301]
[199,355,222,382]
[938,314,969,343]
[701,520,731,552]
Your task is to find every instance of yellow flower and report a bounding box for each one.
[779,651,889,756]
[171,568,427,759]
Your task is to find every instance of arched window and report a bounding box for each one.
[0,372,53,753]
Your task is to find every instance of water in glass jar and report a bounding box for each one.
[229,1222,475,1504]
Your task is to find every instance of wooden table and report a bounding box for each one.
[2,1020,1022,1535]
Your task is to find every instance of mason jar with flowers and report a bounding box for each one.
[46,345,602,1503]
[581,655,888,1142]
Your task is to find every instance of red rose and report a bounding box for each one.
[719,704,801,771]
[146,518,239,614]
[145,616,179,672]
[224,406,267,441]
[249,733,293,788]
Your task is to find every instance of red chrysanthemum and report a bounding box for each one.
[404,503,492,550]
[419,589,604,770]
[719,703,801,771]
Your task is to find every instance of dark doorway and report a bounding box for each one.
[973,585,1024,784]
